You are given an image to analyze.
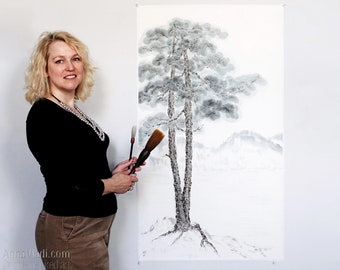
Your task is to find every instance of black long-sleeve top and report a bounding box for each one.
[26,98,117,217]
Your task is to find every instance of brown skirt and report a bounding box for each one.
[35,210,115,270]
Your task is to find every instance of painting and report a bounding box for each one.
[136,4,284,261]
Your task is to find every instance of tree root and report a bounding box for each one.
[192,223,218,254]
[153,222,219,254]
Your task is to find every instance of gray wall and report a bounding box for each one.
[0,0,339,269]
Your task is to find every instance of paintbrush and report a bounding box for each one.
[129,125,137,161]
[129,129,165,175]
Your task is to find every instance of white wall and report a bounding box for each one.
[0,0,339,269]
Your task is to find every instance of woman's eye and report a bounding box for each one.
[55,59,63,64]
[73,57,81,61]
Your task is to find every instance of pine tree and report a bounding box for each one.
[139,18,264,251]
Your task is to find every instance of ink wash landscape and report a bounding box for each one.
[137,4,284,261]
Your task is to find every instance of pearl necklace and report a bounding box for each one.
[51,94,105,141]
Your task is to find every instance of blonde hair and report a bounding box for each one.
[25,31,95,104]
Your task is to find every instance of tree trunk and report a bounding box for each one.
[168,81,186,229]
[182,49,193,228]
[168,33,187,229]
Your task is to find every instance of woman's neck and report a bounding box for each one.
[49,92,75,108]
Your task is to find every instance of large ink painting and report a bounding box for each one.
[136,4,283,261]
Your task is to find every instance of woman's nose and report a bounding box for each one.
[65,60,75,70]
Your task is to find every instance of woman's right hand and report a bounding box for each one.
[101,172,138,195]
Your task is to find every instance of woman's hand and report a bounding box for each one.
[102,157,145,195]
[111,157,135,175]
[111,157,144,175]
[102,172,138,195]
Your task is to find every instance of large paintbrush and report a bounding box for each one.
[129,129,165,175]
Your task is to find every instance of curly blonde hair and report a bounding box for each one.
[25,31,95,104]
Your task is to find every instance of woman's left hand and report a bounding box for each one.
[112,157,143,175]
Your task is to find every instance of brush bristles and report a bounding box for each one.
[145,129,165,151]
[131,125,137,138]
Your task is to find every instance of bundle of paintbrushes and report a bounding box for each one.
[129,129,165,175]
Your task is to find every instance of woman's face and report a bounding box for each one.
[46,40,84,95]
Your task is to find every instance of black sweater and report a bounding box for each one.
[26,98,117,217]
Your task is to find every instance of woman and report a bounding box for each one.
[25,31,140,269]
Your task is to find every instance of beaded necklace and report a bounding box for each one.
[51,94,105,141]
